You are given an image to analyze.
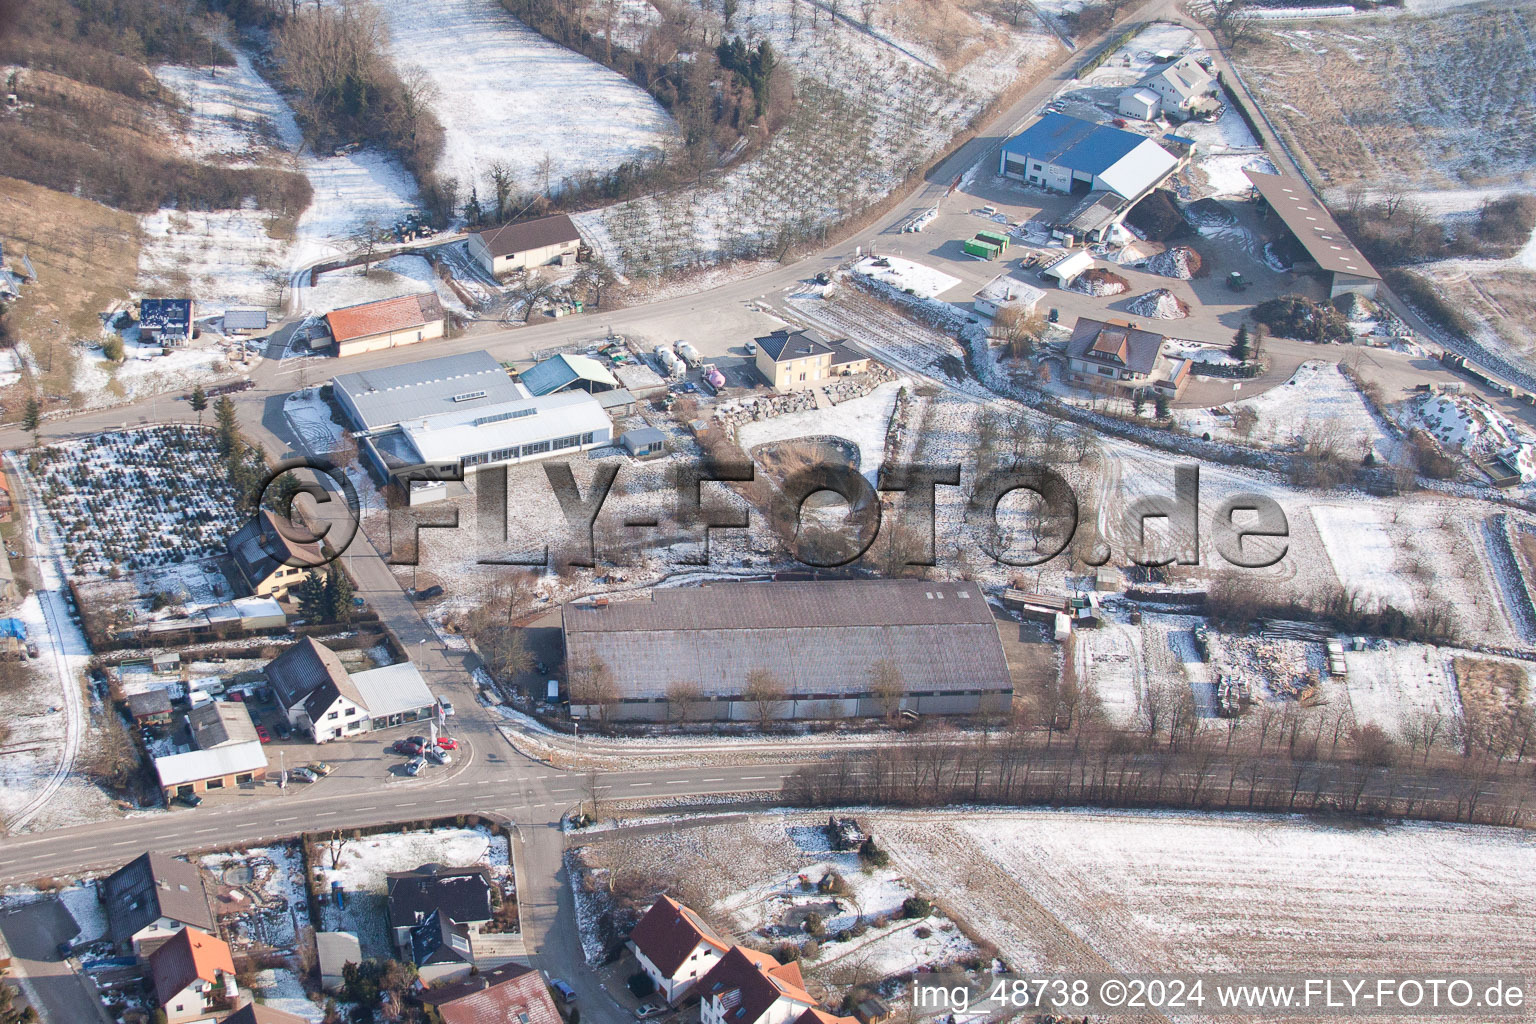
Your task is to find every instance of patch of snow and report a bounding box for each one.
[852,257,963,300]
[1310,504,1417,612]
[737,380,907,484]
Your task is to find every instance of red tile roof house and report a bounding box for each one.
[322,292,446,358]
[420,961,565,1024]
[148,926,238,1024]
[629,895,730,1003]
[698,946,819,1024]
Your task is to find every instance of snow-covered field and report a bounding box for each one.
[852,257,961,300]
[879,809,1536,976]
[370,0,678,195]
[738,380,907,484]
[1340,642,1464,740]
[74,328,239,411]
[1310,504,1417,612]
[1176,360,1392,456]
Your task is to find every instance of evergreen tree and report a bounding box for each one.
[324,565,355,624]
[214,396,238,456]
[1132,390,1146,416]
[1229,324,1250,361]
[189,384,208,424]
[464,186,484,226]
[22,395,39,448]
[1154,393,1170,419]
[295,571,328,621]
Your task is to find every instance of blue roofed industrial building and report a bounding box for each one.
[999,113,1184,242]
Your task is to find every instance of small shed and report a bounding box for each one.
[1118,87,1161,121]
[127,688,174,726]
[1041,250,1094,287]
[316,931,362,993]
[223,309,269,334]
[855,997,892,1024]
[596,388,637,417]
[1094,567,1121,592]
[620,427,667,459]
[152,652,182,675]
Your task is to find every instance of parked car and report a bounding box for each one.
[227,692,245,702]
[403,757,426,776]
[310,761,333,776]
[290,767,316,783]
[438,700,455,717]
[394,740,423,756]
[255,724,271,743]
[425,747,452,766]
[175,792,202,808]
[550,980,577,1003]
[273,719,291,739]
[406,735,428,746]
[637,1006,667,1019]
[436,737,458,750]
[411,585,445,601]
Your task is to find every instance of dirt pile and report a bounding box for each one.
[1127,288,1190,319]
[1071,268,1130,297]
[1143,245,1202,279]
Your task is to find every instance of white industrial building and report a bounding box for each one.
[972,273,1046,319]
[334,351,614,502]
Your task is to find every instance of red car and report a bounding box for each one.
[436,737,458,750]
[255,724,271,743]
[228,692,245,703]
[394,740,423,756]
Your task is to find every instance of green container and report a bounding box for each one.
[963,238,1000,259]
[975,229,1009,251]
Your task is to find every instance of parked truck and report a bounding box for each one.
[962,238,1002,260]
[676,342,703,368]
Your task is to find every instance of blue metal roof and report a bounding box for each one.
[1001,113,1147,176]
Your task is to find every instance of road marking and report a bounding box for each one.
[68,847,94,855]
[235,822,258,827]
[434,798,455,804]
[476,779,492,786]
[194,827,218,834]
[110,840,135,847]
[354,806,378,812]
[549,789,573,795]
[740,776,766,781]
[398,802,419,808]
[275,818,297,824]
[666,779,689,784]
[628,782,652,788]
[315,811,337,818]
[701,778,726,783]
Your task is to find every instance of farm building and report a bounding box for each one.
[332,350,527,432]
[139,298,194,343]
[153,742,269,802]
[1243,168,1381,298]
[226,509,323,600]
[999,114,1181,242]
[1065,317,1190,396]
[1041,250,1095,288]
[222,309,268,335]
[520,352,619,396]
[754,329,870,390]
[972,272,1046,319]
[467,214,582,276]
[561,579,1014,721]
[321,293,446,358]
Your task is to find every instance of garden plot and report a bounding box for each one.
[738,381,907,485]
[1175,360,1392,457]
[1073,617,1143,725]
[1341,642,1462,741]
[313,826,510,959]
[877,809,1536,978]
[24,427,247,581]
[73,328,234,411]
[370,0,678,196]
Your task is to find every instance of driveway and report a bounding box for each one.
[0,898,112,1024]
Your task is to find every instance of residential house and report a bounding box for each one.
[1064,316,1190,396]
[148,926,237,1024]
[630,895,729,1003]
[222,1004,313,1024]
[127,689,174,727]
[322,293,447,358]
[226,509,323,600]
[386,864,495,983]
[102,852,216,957]
[798,1011,862,1024]
[1142,56,1218,119]
[419,961,564,1024]
[468,214,582,276]
[139,298,195,344]
[697,946,817,1024]
[753,329,868,390]
[264,638,369,742]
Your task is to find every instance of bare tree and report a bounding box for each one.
[665,678,702,725]
[350,218,385,274]
[570,656,620,728]
[743,668,788,729]
[487,160,517,222]
[322,830,352,870]
[868,657,905,720]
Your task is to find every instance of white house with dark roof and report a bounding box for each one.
[468,214,582,276]
[263,637,436,741]
[630,896,730,1003]
[1064,316,1189,396]
[1142,56,1218,118]
[102,852,217,957]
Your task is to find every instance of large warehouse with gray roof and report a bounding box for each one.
[561,579,1013,721]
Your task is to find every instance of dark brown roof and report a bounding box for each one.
[103,852,215,944]
[127,689,172,717]
[386,864,494,931]
[698,947,816,1024]
[227,509,324,587]
[756,328,836,363]
[475,214,581,259]
[148,926,233,1006]
[1066,317,1167,375]
[326,293,446,345]
[265,637,359,713]
[1243,168,1380,280]
[424,962,565,1024]
[188,700,258,749]
[630,896,728,978]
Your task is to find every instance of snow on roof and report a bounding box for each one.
[351,662,436,718]
[1042,250,1095,282]
[399,390,611,464]
[1096,138,1181,201]
[973,273,1046,310]
[232,596,284,620]
[1123,87,1161,105]
[154,741,268,787]
[333,350,527,430]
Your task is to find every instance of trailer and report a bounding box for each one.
[676,342,703,368]
[974,229,1009,252]
[962,238,1001,260]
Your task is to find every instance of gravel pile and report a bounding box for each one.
[1127,288,1191,319]
[1142,245,1202,280]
